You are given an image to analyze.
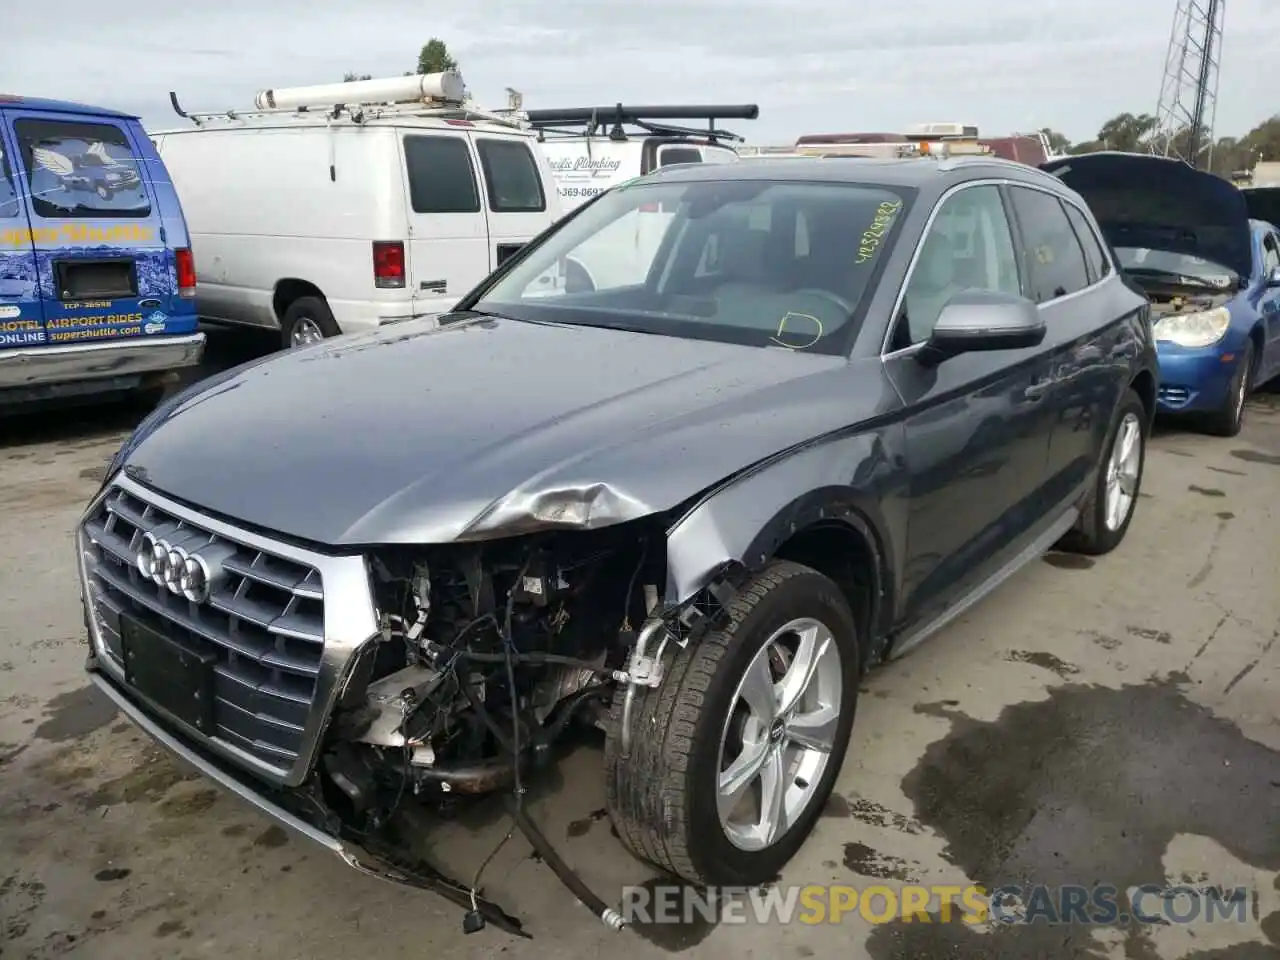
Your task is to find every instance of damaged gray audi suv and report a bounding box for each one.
[77,155,1157,934]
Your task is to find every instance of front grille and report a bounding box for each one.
[82,483,328,775]
[1159,385,1192,407]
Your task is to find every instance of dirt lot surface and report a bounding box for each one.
[2,331,1278,959]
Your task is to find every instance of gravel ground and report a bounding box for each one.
[2,329,1278,960]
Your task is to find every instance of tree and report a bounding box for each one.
[1210,136,1253,179]
[1091,112,1159,153]
[417,38,458,75]
[343,72,372,82]
[1050,110,1280,179]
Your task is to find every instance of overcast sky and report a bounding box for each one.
[4,0,1278,145]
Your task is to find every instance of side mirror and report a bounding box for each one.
[1267,265,1280,287]
[917,289,1046,367]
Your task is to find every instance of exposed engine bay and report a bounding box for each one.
[1144,288,1234,319]
[303,520,738,935]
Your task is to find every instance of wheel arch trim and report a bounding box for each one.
[663,432,900,641]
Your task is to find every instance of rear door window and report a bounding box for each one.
[403,135,480,213]
[475,138,546,212]
[14,117,149,218]
[657,145,703,168]
[1062,201,1111,283]
[1008,186,1090,302]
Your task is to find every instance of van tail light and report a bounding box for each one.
[174,247,196,298]
[373,241,406,289]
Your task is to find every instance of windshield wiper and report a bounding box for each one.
[455,307,575,330]
[1124,266,1223,289]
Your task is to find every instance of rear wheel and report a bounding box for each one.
[1058,388,1147,556]
[281,296,340,349]
[1201,342,1254,437]
[604,560,859,886]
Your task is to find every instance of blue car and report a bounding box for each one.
[1,96,204,408]
[1043,152,1280,436]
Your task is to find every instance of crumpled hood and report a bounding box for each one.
[117,315,860,546]
[1041,151,1253,280]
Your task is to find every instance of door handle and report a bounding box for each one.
[1024,378,1052,401]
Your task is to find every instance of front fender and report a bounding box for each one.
[663,425,907,620]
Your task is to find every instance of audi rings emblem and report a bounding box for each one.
[135,531,229,603]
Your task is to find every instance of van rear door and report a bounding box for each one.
[7,108,173,346]
[400,129,490,309]
[471,133,556,271]
[0,111,45,351]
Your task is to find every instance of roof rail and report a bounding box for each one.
[524,103,758,144]
[935,154,1061,178]
[166,70,529,131]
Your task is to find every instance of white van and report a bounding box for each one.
[523,104,756,293]
[526,104,757,212]
[150,72,562,347]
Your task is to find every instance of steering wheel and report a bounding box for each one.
[791,288,855,315]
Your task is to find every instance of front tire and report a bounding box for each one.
[1058,388,1147,556]
[604,560,859,886]
[1201,342,1253,437]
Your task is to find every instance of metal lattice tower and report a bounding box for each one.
[1152,0,1225,169]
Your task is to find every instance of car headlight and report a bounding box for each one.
[1153,306,1231,348]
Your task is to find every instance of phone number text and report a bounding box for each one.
[558,186,606,198]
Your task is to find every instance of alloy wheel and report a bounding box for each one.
[716,617,844,851]
[1104,412,1142,532]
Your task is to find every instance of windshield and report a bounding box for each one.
[471,178,912,355]
[1115,247,1236,289]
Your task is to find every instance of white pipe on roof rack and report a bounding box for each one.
[254,71,466,111]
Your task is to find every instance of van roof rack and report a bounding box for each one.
[524,103,758,144]
[167,70,528,131]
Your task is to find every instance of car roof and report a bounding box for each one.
[0,95,137,120]
[637,154,1067,196]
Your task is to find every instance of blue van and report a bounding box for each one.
[0,96,204,406]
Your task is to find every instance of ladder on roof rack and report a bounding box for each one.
[523,103,758,144]
[167,70,529,131]
[167,94,529,129]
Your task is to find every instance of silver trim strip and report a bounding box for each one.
[888,503,1081,661]
[77,472,379,787]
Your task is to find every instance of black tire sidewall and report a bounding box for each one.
[684,570,859,884]
[1215,342,1254,436]
[281,296,339,348]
